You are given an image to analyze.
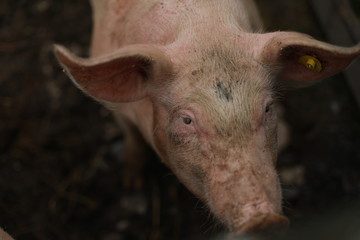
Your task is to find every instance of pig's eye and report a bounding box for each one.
[265,103,273,113]
[182,117,192,125]
[265,105,271,113]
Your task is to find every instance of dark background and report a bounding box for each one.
[1,0,360,239]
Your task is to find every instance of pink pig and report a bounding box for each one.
[54,0,360,236]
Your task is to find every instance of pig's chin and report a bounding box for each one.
[230,212,289,237]
[209,200,289,237]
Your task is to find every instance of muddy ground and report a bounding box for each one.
[1,0,360,239]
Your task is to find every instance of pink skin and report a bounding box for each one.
[55,0,360,236]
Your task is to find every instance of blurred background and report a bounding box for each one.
[1,0,360,239]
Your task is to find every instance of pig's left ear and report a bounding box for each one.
[54,44,172,102]
[259,32,360,85]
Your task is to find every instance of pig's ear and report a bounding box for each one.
[54,44,172,102]
[260,32,360,85]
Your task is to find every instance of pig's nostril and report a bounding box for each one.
[233,213,289,237]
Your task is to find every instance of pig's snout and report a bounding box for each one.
[232,213,289,237]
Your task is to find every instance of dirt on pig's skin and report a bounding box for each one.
[1,0,360,239]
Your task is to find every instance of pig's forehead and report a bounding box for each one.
[179,46,273,98]
[176,41,272,86]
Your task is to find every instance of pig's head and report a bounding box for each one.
[54,31,360,236]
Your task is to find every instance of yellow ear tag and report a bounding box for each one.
[298,55,322,72]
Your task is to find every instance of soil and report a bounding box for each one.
[1,0,360,240]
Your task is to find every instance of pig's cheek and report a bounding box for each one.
[165,135,207,198]
[167,130,198,147]
[170,162,207,199]
[263,113,279,163]
[263,107,278,136]
[168,131,190,146]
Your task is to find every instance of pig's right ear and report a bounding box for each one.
[259,32,360,86]
[54,44,172,102]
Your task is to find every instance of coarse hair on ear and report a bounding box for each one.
[54,44,173,102]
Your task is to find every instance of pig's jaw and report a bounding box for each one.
[227,197,288,235]
[231,212,289,236]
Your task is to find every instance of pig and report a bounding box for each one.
[54,0,360,236]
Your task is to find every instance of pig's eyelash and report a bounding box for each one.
[182,117,193,125]
[265,104,272,113]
